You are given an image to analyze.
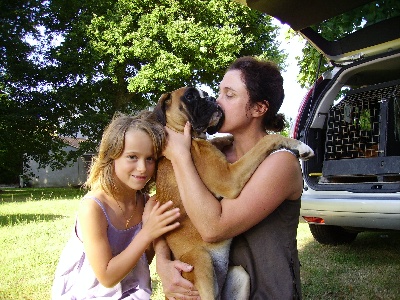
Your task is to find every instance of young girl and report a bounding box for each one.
[52,111,181,299]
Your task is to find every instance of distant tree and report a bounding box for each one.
[280,117,292,138]
[1,0,285,182]
[0,0,58,183]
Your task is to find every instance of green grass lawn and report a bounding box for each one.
[1,187,399,299]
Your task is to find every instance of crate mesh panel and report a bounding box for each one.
[325,83,400,160]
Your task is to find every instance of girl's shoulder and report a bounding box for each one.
[82,190,114,206]
[79,192,108,216]
[77,192,110,229]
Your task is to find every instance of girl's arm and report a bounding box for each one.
[163,122,303,242]
[78,198,180,288]
[143,196,158,265]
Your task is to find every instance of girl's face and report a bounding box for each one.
[114,129,156,191]
[216,70,252,134]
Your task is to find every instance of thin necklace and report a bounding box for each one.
[115,197,137,229]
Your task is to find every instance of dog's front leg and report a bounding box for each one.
[179,248,218,300]
[192,135,313,199]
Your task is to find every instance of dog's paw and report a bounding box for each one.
[296,142,314,160]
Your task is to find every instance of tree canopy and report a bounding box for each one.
[3,0,398,184]
[1,0,285,183]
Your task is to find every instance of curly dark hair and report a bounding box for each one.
[227,56,286,132]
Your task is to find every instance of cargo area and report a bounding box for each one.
[303,74,400,193]
[322,79,400,184]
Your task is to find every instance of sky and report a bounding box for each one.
[275,22,308,122]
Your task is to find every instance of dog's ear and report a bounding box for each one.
[153,93,170,126]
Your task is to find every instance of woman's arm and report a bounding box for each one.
[79,198,180,288]
[164,123,303,242]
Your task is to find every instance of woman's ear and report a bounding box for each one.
[251,100,269,117]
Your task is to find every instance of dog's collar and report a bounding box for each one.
[166,124,204,140]
[165,124,182,134]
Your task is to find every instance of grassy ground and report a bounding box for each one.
[1,187,399,299]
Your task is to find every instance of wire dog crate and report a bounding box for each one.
[322,79,400,181]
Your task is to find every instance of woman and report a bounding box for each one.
[156,56,303,299]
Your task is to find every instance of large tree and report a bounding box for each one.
[0,0,59,182]
[1,0,285,183]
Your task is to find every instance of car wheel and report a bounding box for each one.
[308,224,358,245]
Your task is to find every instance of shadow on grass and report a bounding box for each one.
[0,213,66,227]
[299,230,400,299]
[0,187,85,203]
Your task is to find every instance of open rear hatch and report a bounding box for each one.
[234,0,400,193]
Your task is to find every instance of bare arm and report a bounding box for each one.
[78,197,180,288]
[164,123,303,242]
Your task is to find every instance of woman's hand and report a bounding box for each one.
[163,122,192,162]
[157,257,201,300]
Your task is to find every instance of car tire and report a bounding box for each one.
[309,224,358,245]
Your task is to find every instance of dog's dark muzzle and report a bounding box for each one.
[182,87,225,135]
[206,105,224,135]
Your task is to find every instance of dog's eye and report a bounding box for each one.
[185,93,195,101]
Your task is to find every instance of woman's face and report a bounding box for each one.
[113,129,156,191]
[216,70,252,133]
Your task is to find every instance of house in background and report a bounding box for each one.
[22,137,94,188]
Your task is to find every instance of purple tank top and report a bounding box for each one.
[51,195,152,300]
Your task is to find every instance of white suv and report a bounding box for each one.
[237,0,400,244]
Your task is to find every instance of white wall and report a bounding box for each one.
[25,145,89,188]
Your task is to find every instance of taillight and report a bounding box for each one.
[290,90,312,139]
[290,76,324,139]
[302,216,325,224]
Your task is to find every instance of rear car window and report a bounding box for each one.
[313,0,400,42]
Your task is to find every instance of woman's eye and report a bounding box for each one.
[146,157,155,162]
[128,155,138,160]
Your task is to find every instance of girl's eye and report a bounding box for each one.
[146,157,155,162]
[128,155,138,160]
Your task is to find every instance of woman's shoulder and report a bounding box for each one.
[263,148,301,168]
[246,150,302,192]
[260,150,303,198]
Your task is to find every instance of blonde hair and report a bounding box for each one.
[84,110,165,197]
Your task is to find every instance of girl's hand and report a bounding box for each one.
[142,194,157,224]
[163,122,192,162]
[142,200,180,241]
